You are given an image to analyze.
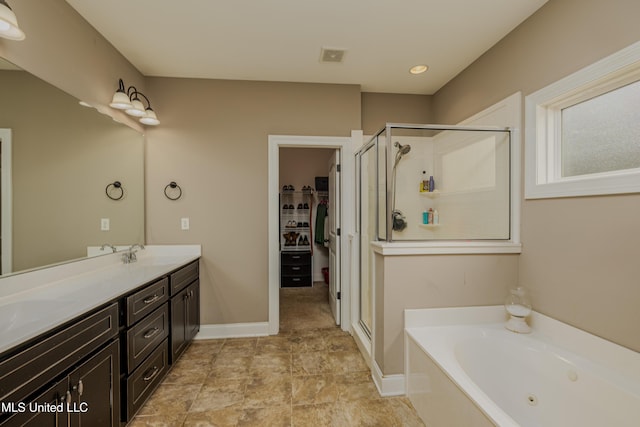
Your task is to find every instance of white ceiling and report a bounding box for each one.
[65,0,547,95]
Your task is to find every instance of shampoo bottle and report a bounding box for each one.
[421,171,428,192]
[422,210,428,224]
[429,175,435,192]
[428,208,434,224]
[433,209,439,225]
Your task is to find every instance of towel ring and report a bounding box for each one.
[164,181,182,200]
[105,181,124,201]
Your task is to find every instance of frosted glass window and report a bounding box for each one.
[561,80,640,177]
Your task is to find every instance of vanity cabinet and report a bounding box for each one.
[169,261,200,363]
[0,257,200,427]
[0,303,120,427]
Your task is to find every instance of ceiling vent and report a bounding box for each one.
[320,48,346,63]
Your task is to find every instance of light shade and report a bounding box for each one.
[125,98,146,117]
[0,1,25,41]
[139,108,160,126]
[109,90,132,110]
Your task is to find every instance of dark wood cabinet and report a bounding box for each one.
[170,279,200,363]
[0,258,200,427]
[0,326,120,427]
[69,340,120,427]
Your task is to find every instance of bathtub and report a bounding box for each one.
[404,306,640,427]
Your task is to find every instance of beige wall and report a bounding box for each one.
[375,253,519,374]
[0,0,145,131]
[433,0,640,352]
[361,92,434,135]
[144,77,360,324]
[0,70,143,272]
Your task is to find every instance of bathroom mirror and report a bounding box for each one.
[0,58,144,276]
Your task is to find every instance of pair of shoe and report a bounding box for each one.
[298,235,310,246]
[283,204,294,210]
[302,185,314,193]
[286,220,297,227]
[297,222,309,228]
[282,185,295,192]
[296,203,309,210]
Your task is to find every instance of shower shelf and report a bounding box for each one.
[419,190,441,198]
[419,223,441,229]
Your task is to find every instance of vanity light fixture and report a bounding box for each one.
[0,0,25,41]
[109,79,160,126]
[409,64,429,74]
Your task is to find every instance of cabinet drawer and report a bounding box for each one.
[281,264,311,276]
[125,304,168,374]
[281,276,312,287]
[170,261,199,295]
[0,303,118,405]
[281,252,311,266]
[123,338,168,422]
[126,277,169,326]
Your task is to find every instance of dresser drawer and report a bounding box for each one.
[281,264,311,276]
[125,304,168,374]
[170,260,199,295]
[123,338,169,421]
[281,276,312,287]
[125,277,169,326]
[281,252,311,266]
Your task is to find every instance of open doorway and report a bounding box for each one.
[268,134,358,336]
[278,147,336,331]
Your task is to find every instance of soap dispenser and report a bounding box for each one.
[504,287,532,333]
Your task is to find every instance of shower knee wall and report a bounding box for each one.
[372,251,519,377]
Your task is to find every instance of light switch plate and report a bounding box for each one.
[101,218,110,231]
[181,217,190,230]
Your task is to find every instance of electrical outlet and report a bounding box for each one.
[101,218,110,231]
[181,217,190,230]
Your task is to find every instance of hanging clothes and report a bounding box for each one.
[314,202,328,245]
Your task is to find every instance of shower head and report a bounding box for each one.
[393,141,412,169]
[394,141,411,156]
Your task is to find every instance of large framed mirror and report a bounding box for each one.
[0,58,144,276]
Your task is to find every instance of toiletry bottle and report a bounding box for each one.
[433,209,439,225]
[428,208,434,224]
[429,175,435,192]
[422,210,428,224]
[420,171,427,192]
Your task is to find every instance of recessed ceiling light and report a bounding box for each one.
[410,65,429,74]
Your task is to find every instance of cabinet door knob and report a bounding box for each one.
[143,327,160,339]
[72,380,84,397]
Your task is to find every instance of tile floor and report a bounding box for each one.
[130,282,425,426]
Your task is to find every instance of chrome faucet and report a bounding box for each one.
[122,244,145,264]
[100,244,117,253]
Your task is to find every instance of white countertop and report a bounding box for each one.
[0,245,201,355]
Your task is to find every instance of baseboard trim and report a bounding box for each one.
[194,322,270,340]
[372,360,405,397]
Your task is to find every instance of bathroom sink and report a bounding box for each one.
[0,299,73,334]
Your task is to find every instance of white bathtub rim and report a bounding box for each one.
[405,306,640,427]
[406,327,520,427]
[405,305,640,382]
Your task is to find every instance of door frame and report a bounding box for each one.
[0,128,12,275]
[268,132,361,335]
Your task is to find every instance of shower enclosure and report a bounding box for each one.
[356,124,512,336]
